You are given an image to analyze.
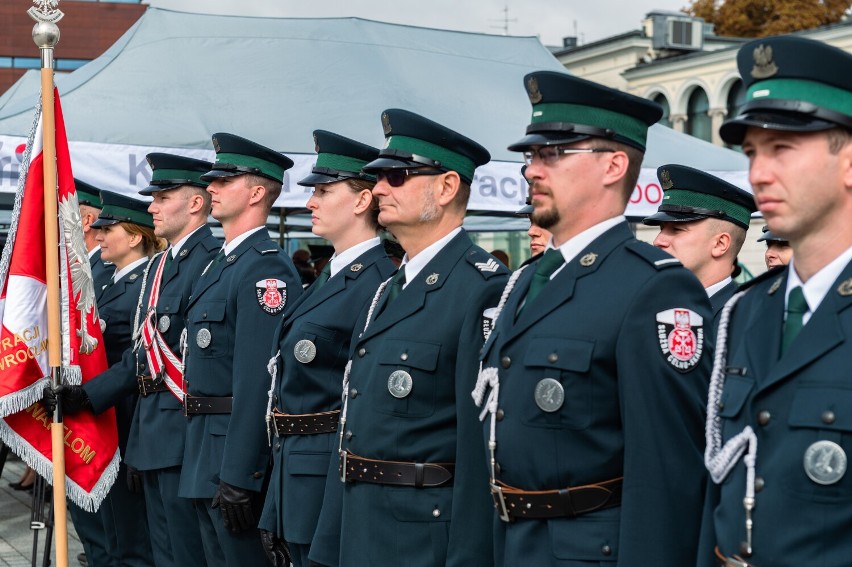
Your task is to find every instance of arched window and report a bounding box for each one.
[653,93,672,128]
[726,80,746,122]
[686,87,711,142]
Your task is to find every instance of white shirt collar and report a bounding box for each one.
[786,245,852,325]
[546,216,625,279]
[223,226,265,255]
[329,237,381,278]
[706,276,733,298]
[400,227,463,288]
[112,256,149,283]
[169,225,205,259]
[87,245,100,260]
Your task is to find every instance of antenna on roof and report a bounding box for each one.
[489,5,517,36]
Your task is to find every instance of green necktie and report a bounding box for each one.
[314,263,331,288]
[781,286,808,354]
[208,249,226,272]
[162,249,174,273]
[386,265,407,304]
[521,249,564,314]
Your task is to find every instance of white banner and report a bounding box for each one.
[0,135,749,218]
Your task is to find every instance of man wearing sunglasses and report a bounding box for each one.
[473,71,713,565]
[643,164,757,323]
[328,108,509,566]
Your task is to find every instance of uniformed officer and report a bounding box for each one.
[75,179,112,294]
[643,164,757,318]
[327,109,509,566]
[70,154,219,567]
[178,133,302,567]
[473,71,713,566]
[758,225,792,269]
[258,131,396,567]
[701,36,852,567]
[81,190,163,566]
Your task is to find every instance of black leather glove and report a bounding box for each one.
[126,466,144,494]
[260,529,292,567]
[42,384,92,415]
[211,481,258,534]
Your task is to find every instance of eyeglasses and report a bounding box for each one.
[376,168,444,188]
[522,146,615,166]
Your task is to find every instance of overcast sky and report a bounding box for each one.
[146,0,691,47]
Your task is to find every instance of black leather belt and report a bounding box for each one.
[340,452,454,488]
[272,409,339,436]
[715,546,756,567]
[137,375,169,396]
[184,396,233,415]
[490,477,622,522]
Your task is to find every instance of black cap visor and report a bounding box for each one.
[642,210,706,226]
[362,149,443,174]
[138,181,187,196]
[297,167,360,187]
[720,98,852,145]
[90,217,121,228]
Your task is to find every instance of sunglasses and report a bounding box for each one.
[376,168,444,188]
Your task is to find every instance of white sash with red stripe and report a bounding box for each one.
[139,251,185,402]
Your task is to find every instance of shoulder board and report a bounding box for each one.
[624,240,682,270]
[253,242,282,255]
[737,265,786,294]
[465,248,509,279]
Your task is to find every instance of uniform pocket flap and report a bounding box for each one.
[386,486,452,522]
[207,414,230,436]
[297,322,337,342]
[718,376,753,418]
[377,339,441,371]
[789,386,852,431]
[287,451,332,476]
[157,294,182,314]
[523,338,594,372]
[190,301,226,323]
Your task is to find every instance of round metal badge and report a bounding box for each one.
[803,440,847,485]
[158,315,171,333]
[293,339,317,364]
[196,328,212,349]
[387,370,413,399]
[534,378,564,412]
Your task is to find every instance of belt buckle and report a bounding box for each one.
[490,483,511,522]
[339,451,348,483]
[137,375,149,396]
[271,413,281,437]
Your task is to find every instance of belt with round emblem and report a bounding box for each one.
[490,477,622,522]
[184,395,233,415]
[339,451,454,488]
[271,409,340,436]
[137,375,170,396]
[714,546,757,567]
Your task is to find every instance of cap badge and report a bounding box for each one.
[526,76,543,104]
[425,273,439,285]
[837,278,852,296]
[212,136,221,153]
[751,44,778,80]
[660,169,673,190]
[382,112,392,136]
[579,253,597,267]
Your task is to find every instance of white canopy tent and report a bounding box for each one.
[0,8,748,217]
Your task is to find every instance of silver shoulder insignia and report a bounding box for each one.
[425,273,439,285]
[475,258,499,273]
[837,278,852,297]
[768,277,783,295]
[579,253,597,267]
[350,263,363,272]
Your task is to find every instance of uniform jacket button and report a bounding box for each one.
[345,431,353,440]
[547,353,558,363]
[496,409,505,421]
[252,472,263,479]
[400,353,409,361]
[757,410,771,426]
[754,476,765,492]
[358,348,367,357]
[821,410,836,424]
[432,508,441,518]
[601,544,612,556]
[350,388,359,398]
[500,356,511,369]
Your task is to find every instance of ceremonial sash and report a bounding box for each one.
[139,252,184,402]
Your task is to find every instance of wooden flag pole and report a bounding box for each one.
[29,2,68,566]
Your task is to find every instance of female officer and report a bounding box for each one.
[92,190,164,566]
[259,131,396,567]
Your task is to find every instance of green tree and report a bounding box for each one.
[685,0,852,37]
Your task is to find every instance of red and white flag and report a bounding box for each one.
[0,89,119,511]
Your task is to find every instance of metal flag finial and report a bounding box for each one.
[29,0,62,64]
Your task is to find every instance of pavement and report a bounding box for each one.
[0,454,84,567]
